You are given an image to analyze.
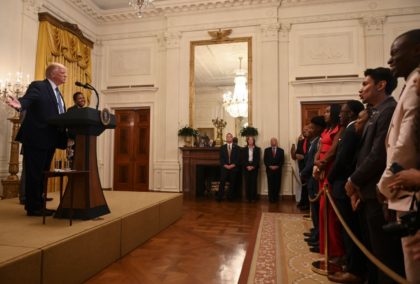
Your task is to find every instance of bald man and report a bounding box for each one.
[264,138,284,202]
[7,62,69,216]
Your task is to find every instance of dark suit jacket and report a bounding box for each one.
[264,146,284,171]
[295,138,307,171]
[16,79,67,150]
[220,143,240,167]
[350,96,397,200]
[242,146,261,170]
[328,123,360,181]
[328,123,360,198]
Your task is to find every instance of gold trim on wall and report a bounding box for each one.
[189,36,253,127]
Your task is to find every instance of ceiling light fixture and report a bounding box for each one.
[223,57,248,118]
[128,0,154,18]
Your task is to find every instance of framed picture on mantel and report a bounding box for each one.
[197,128,215,141]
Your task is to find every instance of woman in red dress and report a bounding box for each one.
[314,104,345,258]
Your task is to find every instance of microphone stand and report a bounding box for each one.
[85,83,100,110]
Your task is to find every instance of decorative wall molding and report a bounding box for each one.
[260,23,280,42]
[299,32,353,66]
[283,6,420,26]
[23,0,43,19]
[360,16,386,36]
[102,87,159,94]
[279,23,291,42]
[108,47,152,77]
[158,31,182,50]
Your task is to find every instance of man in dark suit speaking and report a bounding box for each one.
[264,137,284,203]
[7,62,69,216]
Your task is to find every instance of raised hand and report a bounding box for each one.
[5,95,21,111]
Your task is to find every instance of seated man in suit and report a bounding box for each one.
[264,138,284,203]
[217,133,240,201]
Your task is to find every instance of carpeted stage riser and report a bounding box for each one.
[0,194,183,284]
[0,249,42,284]
[43,221,121,284]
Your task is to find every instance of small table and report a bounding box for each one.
[42,170,89,226]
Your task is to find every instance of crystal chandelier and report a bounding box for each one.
[223,57,248,118]
[128,0,154,18]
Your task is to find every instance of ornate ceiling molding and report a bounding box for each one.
[67,0,281,23]
[281,6,420,26]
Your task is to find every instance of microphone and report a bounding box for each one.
[75,81,92,89]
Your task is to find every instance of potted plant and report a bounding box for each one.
[178,126,198,147]
[240,126,259,137]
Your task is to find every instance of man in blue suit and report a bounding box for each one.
[7,63,69,216]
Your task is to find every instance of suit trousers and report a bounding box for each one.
[218,167,237,200]
[334,196,366,274]
[401,234,420,283]
[358,198,405,283]
[266,169,281,202]
[308,179,319,239]
[23,144,55,212]
[244,168,258,201]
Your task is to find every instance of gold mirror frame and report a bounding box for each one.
[189,36,253,127]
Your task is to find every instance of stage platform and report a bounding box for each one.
[0,191,183,284]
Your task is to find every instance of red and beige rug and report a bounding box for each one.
[245,212,334,283]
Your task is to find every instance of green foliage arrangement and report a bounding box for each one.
[239,126,259,137]
[178,126,199,137]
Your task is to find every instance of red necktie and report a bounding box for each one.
[272,148,276,157]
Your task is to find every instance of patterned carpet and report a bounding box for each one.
[247,212,334,284]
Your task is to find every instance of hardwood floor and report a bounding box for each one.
[85,196,302,284]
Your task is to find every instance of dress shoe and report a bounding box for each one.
[27,209,54,217]
[304,236,318,243]
[303,232,312,237]
[328,271,363,283]
[307,241,319,247]
[309,246,320,253]
[328,256,346,267]
[46,197,53,202]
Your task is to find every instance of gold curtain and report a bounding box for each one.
[34,16,93,191]
[35,20,92,106]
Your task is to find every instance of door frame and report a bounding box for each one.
[101,102,154,191]
[292,96,356,144]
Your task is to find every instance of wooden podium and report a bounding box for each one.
[48,108,116,219]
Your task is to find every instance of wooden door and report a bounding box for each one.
[301,101,346,129]
[114,109,150,191]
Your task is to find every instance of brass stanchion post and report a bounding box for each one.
[311,183,342,275]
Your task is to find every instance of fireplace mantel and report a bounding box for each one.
[180,147,220,197]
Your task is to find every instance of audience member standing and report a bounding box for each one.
[300,116,326,252]
[217,133,240,202]
[314,104,345,259]
[292,126,310,210]
[377,29,420,283]
[346,67,404,283]
[327,100,366,283]
[264,138,284,203]
[243,136,260,202]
